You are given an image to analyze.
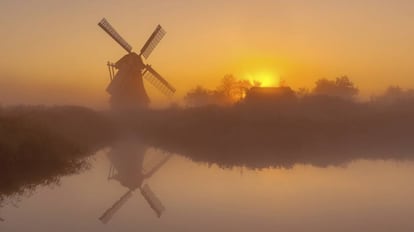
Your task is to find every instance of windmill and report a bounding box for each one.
[98,18,176,109]
[99,140,172,223]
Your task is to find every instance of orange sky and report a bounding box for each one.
[1,0,414,108]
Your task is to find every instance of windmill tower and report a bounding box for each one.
[99,140,172,223]
[98,18,176,110]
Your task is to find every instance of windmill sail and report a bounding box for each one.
[140,25,166,59]
[98,18,133,53]
[99,190,134,224]
[143,65,176,97]
[140,184,165,217]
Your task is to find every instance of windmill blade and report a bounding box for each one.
[140,184,165,218]
[140,25,166,59]
[98,18,132,53]
[143,65,176,97]
[99,190,133,224]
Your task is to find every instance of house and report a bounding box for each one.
[244,87,297,104]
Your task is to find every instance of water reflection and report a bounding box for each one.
[143,136,414,169]
[2,134,413,211]
[1,142,414,231]
[100,139,172,223]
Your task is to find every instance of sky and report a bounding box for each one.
[1,0,414,108]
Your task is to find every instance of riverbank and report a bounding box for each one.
[0,106,113,205]
[136,96,414,168]
[2,96,414,203]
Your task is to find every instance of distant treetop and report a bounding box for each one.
[312,76,359,99]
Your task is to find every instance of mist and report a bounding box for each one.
[2,1,414,231]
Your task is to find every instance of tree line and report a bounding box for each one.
[183,74,413,107]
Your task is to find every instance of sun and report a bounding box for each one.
[245,71,280,87]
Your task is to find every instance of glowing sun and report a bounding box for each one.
[246,71,280,87]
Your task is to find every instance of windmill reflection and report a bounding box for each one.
[99,139,172,223]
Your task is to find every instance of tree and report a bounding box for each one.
[296,88,310,98]
[372,86,414,104]
[216,74,259,103]
[216,74,238,102]
[312,76,359,99]
[184,86,214,107]
[184,75,260,107]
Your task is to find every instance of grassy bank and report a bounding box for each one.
[0,105,114,205]
[1,96,414,203]
[135,96,414,168]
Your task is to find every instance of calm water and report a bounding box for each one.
[1,142,414,232]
